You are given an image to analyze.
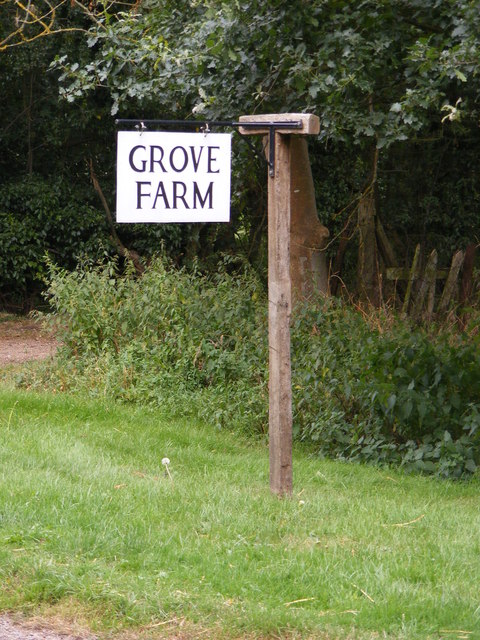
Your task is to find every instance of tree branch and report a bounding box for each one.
[89,159,144,275]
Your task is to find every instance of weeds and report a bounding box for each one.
[19,257,480,478]
[291,297,480,477]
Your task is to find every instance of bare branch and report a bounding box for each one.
[0,0,109,51]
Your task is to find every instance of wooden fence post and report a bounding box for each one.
[239,113,320,496]
[438,250,465,314]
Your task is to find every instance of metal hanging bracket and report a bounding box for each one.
[236,121,304,177]
[237,114,320,177]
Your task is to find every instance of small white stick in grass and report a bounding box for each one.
[144,619,177,629]
[284,597,315,607]
[381,514,425,528]
[352,583,375,603]
[162,457,173,481]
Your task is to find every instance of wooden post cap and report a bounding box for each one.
[239,113,320,136]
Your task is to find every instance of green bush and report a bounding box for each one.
[0,175,107,306]
[26,259,480,478]
[291,299,480,478]
[36,257,268,434]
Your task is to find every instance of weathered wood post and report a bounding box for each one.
[239,114,320,496]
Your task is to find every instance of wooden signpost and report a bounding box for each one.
[239,114,320,496]
[116,113,320,497]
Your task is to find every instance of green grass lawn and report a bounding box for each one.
[0,388,479,640]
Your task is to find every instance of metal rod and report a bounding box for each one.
[114,118,303,130]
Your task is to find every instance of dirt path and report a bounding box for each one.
[0,616,95,640]
[0,315,58,366]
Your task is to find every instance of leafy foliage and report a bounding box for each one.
[0,176,107,306]
[21,260,480,478]
[2,0,480,303]
[53,1,480,147]
[35,257,268,434]
[41,0,480,295]
[292,299,480,478]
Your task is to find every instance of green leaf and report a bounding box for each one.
[387,394,397,411]
[465,459,477,473]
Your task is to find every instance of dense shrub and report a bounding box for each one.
[292,299,480,477]
[26,259,480,478]
[36,257,269,434]
[0,175,107,307]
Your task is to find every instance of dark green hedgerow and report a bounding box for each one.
[0,176,108,307]
[291,301,480,478]
[22,258,480,478]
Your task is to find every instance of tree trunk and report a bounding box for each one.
[24,71,34,175]
[357,146,381,306]
[329,218,353,296]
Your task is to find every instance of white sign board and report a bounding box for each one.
[116,131,231,223]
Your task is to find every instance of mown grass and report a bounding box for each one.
[0,389,479,639]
